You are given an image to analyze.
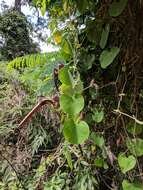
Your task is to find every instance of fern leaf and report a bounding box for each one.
[8,52,63,69]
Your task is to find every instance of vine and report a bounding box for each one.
[58,66,89,144]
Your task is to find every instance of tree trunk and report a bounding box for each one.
[14,0,21,12]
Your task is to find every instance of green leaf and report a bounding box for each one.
[109,0,128,17]
[100,24,110,49]
[63,0,69,12]
[59,68,83,94]
[0,182,5,188]
[41,0,46,16]
[126,138,143,157]
[63,119,89,144]
[62,39,72,55]
[127,122,143,135]
[122,180,143,190]
[59,67,73,86]
[63,145,73,170]
[60,94,84,116]
[90,132,105,148]
[32,0,37,6]
[60,84,74,96]
[94,158,108,169]
[99,47,120,69]
[81,54,95,70]
[92,110,104,123]
[118,154,136,174]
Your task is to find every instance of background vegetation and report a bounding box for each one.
[1,0,143,189]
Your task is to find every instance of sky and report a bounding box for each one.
[0,0,56,52]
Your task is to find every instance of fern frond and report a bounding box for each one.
[0,160,17,185]
[8,51,63,69]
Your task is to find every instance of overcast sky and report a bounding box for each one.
[0,0,55,52]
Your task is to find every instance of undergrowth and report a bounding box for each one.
[1,1,143,190]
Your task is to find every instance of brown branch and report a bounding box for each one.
[18,99,54,129]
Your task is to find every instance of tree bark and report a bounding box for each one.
[14,0,21,12]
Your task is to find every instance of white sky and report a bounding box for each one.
[0,0,56,52]
[0,0,14,7]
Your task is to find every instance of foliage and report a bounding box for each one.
[31,0,143,188]
[1,0,143,189]
[8,52,62,69]
[92,109,104,123]
[0,9,39,60]
[0,62,29,136]
[99,47,120,69]
[109,0,128,17]
[59,66,89,144]
[118,153,136,174]
[126,138,143,157]
[8,51,65,96]
[122,180,143,190]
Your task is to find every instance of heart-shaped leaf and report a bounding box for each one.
[126,138,143,157]
[100,47,120,69]
[100,24,110,49]
[122,180,143,190]
[109,0,128,17]
[60,94,84,116]
[63,119,89,144]
[90,132,105,148]
[118,154,136,174]
[92,110,104,123]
